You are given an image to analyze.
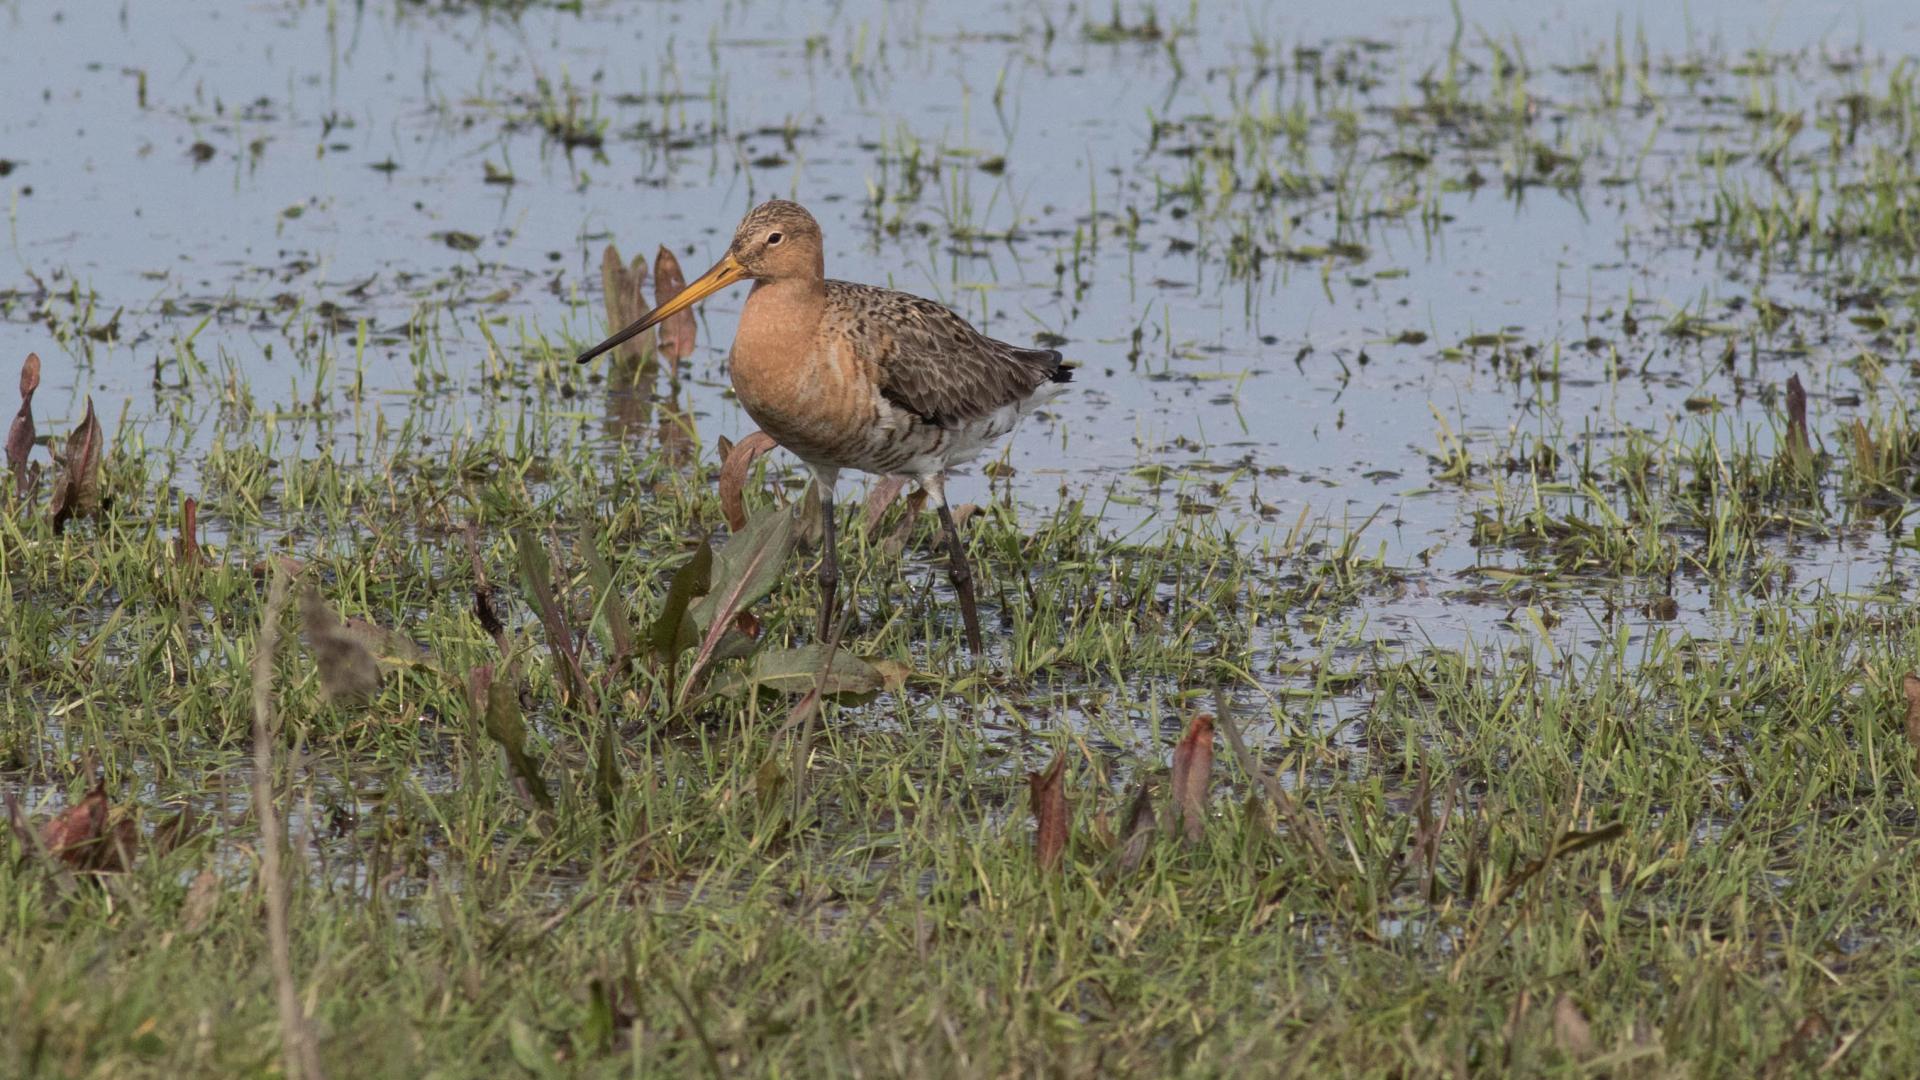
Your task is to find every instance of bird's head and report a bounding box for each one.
[576,199,824,367]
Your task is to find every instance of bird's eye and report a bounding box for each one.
[766,231,784,246]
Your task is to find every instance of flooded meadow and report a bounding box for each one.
[6,0,1920,1074]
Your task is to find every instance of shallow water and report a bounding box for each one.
[3,0,1918,673]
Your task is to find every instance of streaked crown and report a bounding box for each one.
[728,199,825,280]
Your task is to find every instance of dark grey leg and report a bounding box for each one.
[937,502,984,655]
[818,483,839,643]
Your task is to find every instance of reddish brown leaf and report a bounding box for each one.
[861,475,910,531]
[48,396,104,533]
[6,352,37,498]
[1027,751,1069,872]
[1903,673,1920,763]
[880,487,930,557]
[718,430,779,532]
[174,495,208,567]
[1784,373,1808,455]
[41,781,135,872]
[654,246,698,361]
[732,609,763,641]
[599,244,653,368]
[39,784,107,858]
[95,818,139,868]
[467,664,493,716]
[247,555,306,580]
[1170,713,1215,844]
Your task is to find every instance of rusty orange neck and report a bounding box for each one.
[730,276,828,412]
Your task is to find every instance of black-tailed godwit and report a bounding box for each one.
[577,199,1071,654]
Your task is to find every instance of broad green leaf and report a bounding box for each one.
[689,506,795,634]
[473,664,552,810]
[648,543,712,659]
[711,644,883,699]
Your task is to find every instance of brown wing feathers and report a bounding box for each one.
[828,281,1070,428]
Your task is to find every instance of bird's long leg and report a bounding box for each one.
[922,474,983,655]
[812,467,841,643]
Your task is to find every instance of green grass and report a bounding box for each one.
[5,343,1920,1075]
[1,365,1390,1075]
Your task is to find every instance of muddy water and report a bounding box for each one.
[3,0,1918,670]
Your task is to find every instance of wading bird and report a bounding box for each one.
[576,200,1071,654]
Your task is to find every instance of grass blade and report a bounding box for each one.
[514,528,587,707]
[579,530,635,668]
[250,561,327,1080]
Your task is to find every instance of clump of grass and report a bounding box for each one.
[1083,2,1167,44]
[1841,400,1920,510]
[514,75,608,150]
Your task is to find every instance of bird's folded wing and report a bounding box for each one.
[830,282,1062,429]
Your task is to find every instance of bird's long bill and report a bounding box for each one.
[574,252,749,365]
